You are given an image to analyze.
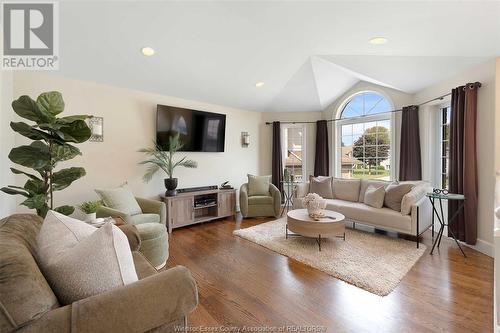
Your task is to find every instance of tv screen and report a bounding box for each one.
[156,105,226,152]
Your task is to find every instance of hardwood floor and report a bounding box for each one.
[166,215,493,333]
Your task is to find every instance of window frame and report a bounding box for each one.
[439,105,451,189]
[334,91,395,180]
[281,123,307,182]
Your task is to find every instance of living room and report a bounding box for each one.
[0,1,499,332]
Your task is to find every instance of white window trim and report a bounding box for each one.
[333,90,395,180]
[438,103,451,189]
[281,123,307,182]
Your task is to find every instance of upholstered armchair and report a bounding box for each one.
[97,197,166,226]
[96,184,169,268]
[240,182,281,218]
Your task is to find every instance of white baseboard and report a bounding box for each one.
[462,238,494,257]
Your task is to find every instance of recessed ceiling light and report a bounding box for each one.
[255,82,265,88]
[369,37,388,45]
[141,47,155,56]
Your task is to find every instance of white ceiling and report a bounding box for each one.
[56,1,500,112]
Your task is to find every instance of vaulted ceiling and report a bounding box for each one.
[56,1,500,112]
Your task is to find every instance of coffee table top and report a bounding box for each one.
[287,209,345,224]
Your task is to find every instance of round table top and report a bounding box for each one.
[287,209,345,224]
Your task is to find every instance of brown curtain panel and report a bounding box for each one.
[314,120,329,176]
[399,105,422,181]
[448,83,480,245]
[271,121,283,194]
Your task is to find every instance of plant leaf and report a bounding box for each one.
[52,167,86,191]
[55,119,92,143]
[36,91,65,116]
[8,141,50,169]
[0,186,29,197]
[10,121,61,142]
[11,95,46,123]
[142,164,160,182]
[21,194,48,209]
[52,143,81,163]
[54,205,75,216]
[10,168,42,181]
[24,178,46,195]
[57,115,91,124]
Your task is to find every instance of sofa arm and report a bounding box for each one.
[96,206,129,220]
[269,184,281,217]
[136,197,166,226]
[71,266,198,333]
[411,195,433,235]
[239,183,249,217]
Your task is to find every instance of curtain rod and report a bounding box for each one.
[264,82,481,125]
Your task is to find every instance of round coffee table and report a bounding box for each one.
[286,209,346,251]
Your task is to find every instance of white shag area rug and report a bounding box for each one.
[233,218,426,296]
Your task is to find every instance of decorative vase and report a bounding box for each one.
[302,193,327,216]
[83,212,96,223]
[164,178,178,196]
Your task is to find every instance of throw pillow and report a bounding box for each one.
[247,174,271,196]
[384,183,414,212]
[400,184,428,215]
[95,183,142,215]
[363,185,386,208]
[37,211,138,305]
[358,179,391,203]
[333,178,361,202]
[309,176,333,199]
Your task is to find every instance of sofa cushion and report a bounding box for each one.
[358,179,391,203]
[384,183,414,212]
[363,185,385,208]
[95,183,142,215]
[324,199,412,233]
[401,183,429,215]
[37,211,138,305]
[127,213,160,225]
[248,195,273,205]
[333,178,361,202]
[247,174,271,196]
[309,176,334,198]
[0,214,59,333]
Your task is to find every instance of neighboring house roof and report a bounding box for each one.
[285,150,302,167]
[341,146,362,166]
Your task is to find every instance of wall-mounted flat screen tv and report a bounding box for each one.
[156,105,226,152]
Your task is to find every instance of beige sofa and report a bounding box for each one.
[293,179,433,247]
[0,214,198,333]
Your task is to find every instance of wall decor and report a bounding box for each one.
[89,117,104,142]
[241,131,250,147]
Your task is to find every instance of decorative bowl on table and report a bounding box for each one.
[302,193,327,217]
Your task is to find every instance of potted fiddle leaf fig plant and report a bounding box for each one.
[139,133,197,196]
[0,91,92,217]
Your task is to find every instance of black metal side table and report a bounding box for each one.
[426,192,466,257]
[280,181,299,216]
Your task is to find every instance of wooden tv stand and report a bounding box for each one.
[162,188,236,233]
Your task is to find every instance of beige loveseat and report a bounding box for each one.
[0,214,198,333]
[293,179,433,247]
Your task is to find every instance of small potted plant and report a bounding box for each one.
[139,133,197,196]
[79,200,102,222]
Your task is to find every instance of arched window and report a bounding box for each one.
[336,91,393,180]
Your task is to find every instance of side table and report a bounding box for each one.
[426,192,466,257]
[280,181,299,216]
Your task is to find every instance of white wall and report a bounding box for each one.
[260,111,322,178]
[0,71,16,218]
[413,59,496,254]
[11,73,261,211]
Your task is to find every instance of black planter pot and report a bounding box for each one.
[164,178,178,197]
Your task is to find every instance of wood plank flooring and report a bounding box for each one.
[166,215,493,333]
